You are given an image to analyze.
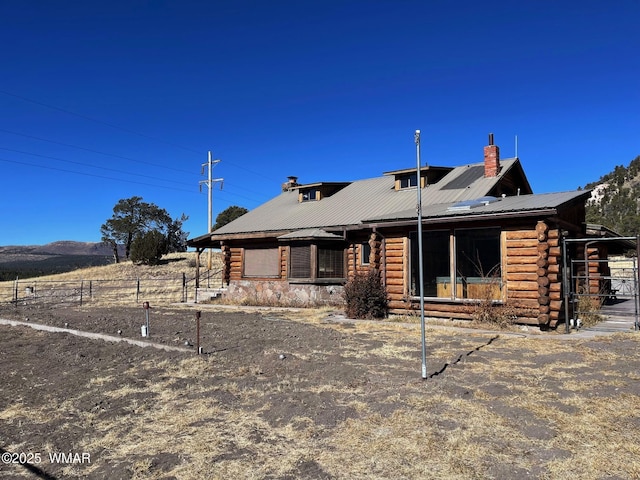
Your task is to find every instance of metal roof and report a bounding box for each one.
[277,228,344,240]
[440,165,485,190]
[194,158,578,241]
[364,190,591,223]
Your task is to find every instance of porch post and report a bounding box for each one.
[195,248,201,289]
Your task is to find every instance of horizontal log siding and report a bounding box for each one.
[546,228,564,325]
[385,226,565,327]
[384,236,406,310]
[221,243,231,285]
[280,246,287,278]
[505,229,539,323]
[503,224,564,327]
[347,243,356,279]
[229,247,243,281]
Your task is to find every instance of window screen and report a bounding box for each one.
[318,247,344,278]
[455,228,501,299]
[289,245,311,278]
[410,230,450,297]
[243,248,279,277]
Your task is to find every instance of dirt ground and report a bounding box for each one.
[1,303,639,479]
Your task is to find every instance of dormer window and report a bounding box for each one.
[294,182,351,203]
[301,188,318,202]
[384,166,453,191]
[399,173,418,189]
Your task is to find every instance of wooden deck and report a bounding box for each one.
[586,297,639,333]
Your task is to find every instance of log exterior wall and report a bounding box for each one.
[382,222,568,328]
[385,236,406,311]
[213,211,590,329]
[221,242,231,285]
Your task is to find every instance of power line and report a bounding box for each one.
[0,89,202,155]
[0,146,197,188]
[0,127,196,175]
[0,156,198,194]
[0,89,282,183]
[0,134,273,203]
[0,153,270,204]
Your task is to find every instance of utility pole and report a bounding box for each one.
[200,151,223,270]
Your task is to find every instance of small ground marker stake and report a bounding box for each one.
[142,301,151,337]
[196,311,201,354]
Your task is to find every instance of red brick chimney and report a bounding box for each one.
[484,133,500,177]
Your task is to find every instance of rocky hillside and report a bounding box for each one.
[584,155,640,236]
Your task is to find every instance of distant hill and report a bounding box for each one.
[0,241,120,257]
[0,241,126,280]
[583,155,640,236]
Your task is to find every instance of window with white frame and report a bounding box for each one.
[360,242,371,265]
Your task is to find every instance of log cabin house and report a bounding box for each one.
[189,135,613,328]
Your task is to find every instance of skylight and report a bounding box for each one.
[447,196,501,211]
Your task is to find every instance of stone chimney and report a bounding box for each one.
[282,176,299,192]
[484,133,500,177]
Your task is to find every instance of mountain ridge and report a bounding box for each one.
[0,241,117,257]
[584,154,640,236]
[0,241,126,280]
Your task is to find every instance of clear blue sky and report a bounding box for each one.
[1,1,638,246]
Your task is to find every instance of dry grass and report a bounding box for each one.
[19,252,205,282]
[4,320,640,479]
[2,258,640,478]
[0,252,223,305]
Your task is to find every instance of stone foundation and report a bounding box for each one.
[224,280,344,307]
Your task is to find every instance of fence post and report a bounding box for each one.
[80,280,84,306]
[136,277,140,303]
[89,280,93,301]
[182,273,186,302]
[13,276,18,305]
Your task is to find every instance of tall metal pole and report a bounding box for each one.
[200,152,223,270]
[207,151,213,235]
[415,130,427,379]
[633,235,640,331]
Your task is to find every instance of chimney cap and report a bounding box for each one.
[488,133,494,145]
[282,176,299,192]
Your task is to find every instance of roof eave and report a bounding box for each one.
[360,208,560,230]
